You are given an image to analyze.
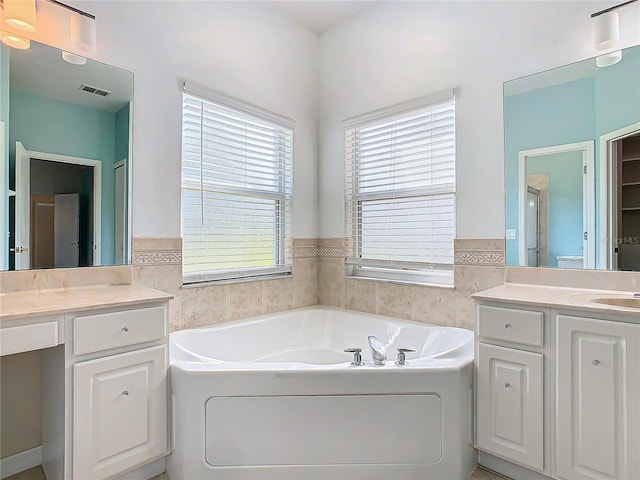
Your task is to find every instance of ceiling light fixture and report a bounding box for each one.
[3,0,37,32]
[0,30,30,49]
[591,0,637,51]
[46,0,96,51]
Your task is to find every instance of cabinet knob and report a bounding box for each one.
[121,326,129,333]
[592,359,601,366]
[122,390,129,396]
[504,323,512,329]
[504,383,511,389]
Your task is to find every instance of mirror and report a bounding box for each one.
[504,44,640,271]
[1,40,133,270]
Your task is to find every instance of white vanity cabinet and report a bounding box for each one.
[69,306,169,480]
[475,304,548,473]
[0,285,172,480]
[555,314,640,480]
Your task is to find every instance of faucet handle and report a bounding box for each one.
[396,347,416,366]
[344,348,363,366]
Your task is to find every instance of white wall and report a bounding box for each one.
[21,0,319,239]
[318,0,640,239]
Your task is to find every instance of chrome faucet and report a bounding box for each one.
[634,293,640,299]
[368,336,387,365]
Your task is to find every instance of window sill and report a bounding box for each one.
[182,272,292,289]
[343,274,455,290]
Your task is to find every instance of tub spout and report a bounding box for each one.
[368,336,387,365]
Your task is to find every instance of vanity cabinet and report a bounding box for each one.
[474,288,640,480]
[475,304,548,473]
[73,345,167,479]
[66,304,170,480]
[0,286,172,480]
[555,314,640,480]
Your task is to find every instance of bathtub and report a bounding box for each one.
[167,306,476,480]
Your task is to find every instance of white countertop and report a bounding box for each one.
[472,283,640,316]
[0,285,173,321]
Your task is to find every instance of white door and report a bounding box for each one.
[54,194,80,268]
[114,162,125,264]
[477,343,544,471]
[73,345,168,480]
[556,315,640,480]
[14,141,30,269]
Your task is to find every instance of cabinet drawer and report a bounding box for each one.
[74,306,166,355]
[478,305,544,347]
[0,321,59,356]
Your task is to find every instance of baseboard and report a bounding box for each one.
[114,457,165,480]
[0,446,42,479]
[479,451,553,480]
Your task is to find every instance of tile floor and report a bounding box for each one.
[6,465,509,480]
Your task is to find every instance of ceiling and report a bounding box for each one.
[266,1,378,34]
[10,40,133,113]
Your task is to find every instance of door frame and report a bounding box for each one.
[114,159,126,265]
[518,141,595,268]
[599,122,640,270]
[15,142,103,267]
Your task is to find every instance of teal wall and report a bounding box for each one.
[526,151,584,267]
[9,90,118,265]
[1,45,9,269]
[505,46,640,267]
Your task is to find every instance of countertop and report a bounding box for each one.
[0,284,173,321]
[472,283,640,316]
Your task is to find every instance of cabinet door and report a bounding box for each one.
[73,345,168,480]
[556,315,640,480]
[477,343,544,471]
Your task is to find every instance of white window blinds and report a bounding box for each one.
[181,88,293,284]
[344,92,456,285]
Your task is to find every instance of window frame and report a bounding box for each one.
[344,90,456,286]
[181,82,294,285]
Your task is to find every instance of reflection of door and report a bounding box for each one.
[15,142,31,269]
[525,186,540,267]
[54,194,80,268]
[115,161,126,264]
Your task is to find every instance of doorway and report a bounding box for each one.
[600,123,640,270]
[13,142,102,270]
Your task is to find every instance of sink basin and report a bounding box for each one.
[591,297,640,309]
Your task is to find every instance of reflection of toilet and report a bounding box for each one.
[557,256,583,269]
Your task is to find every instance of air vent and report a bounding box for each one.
[79,84,111,97]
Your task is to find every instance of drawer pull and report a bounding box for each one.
[121,327,129,333]
[504,383,511,389]
[592,359,601,366]
[122,390,129,396]
[504,323,512,329]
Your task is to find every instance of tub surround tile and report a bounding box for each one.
[293,238,320,259]
[376,282,412,319]
[319,257,346,307]
[506,266,640,292]
[293,258,318,307]
[455,238,505,267]
[345,278,377,314]
[454,265,505,330]
[0,265,132,293]
[411,285,455,326]
[226,281,264,320]
[132,237,182,267]
[262,277,294,314]
[182,285,225,329]
[133,265,182,331]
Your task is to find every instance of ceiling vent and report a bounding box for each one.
[79,83,111,97]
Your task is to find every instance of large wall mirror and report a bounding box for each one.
[1,40,133,271]
[504,44,640,271]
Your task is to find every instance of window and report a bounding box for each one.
[344,91,456,286]
[181,85,293,284]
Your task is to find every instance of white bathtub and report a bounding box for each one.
[167,306,476,480]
